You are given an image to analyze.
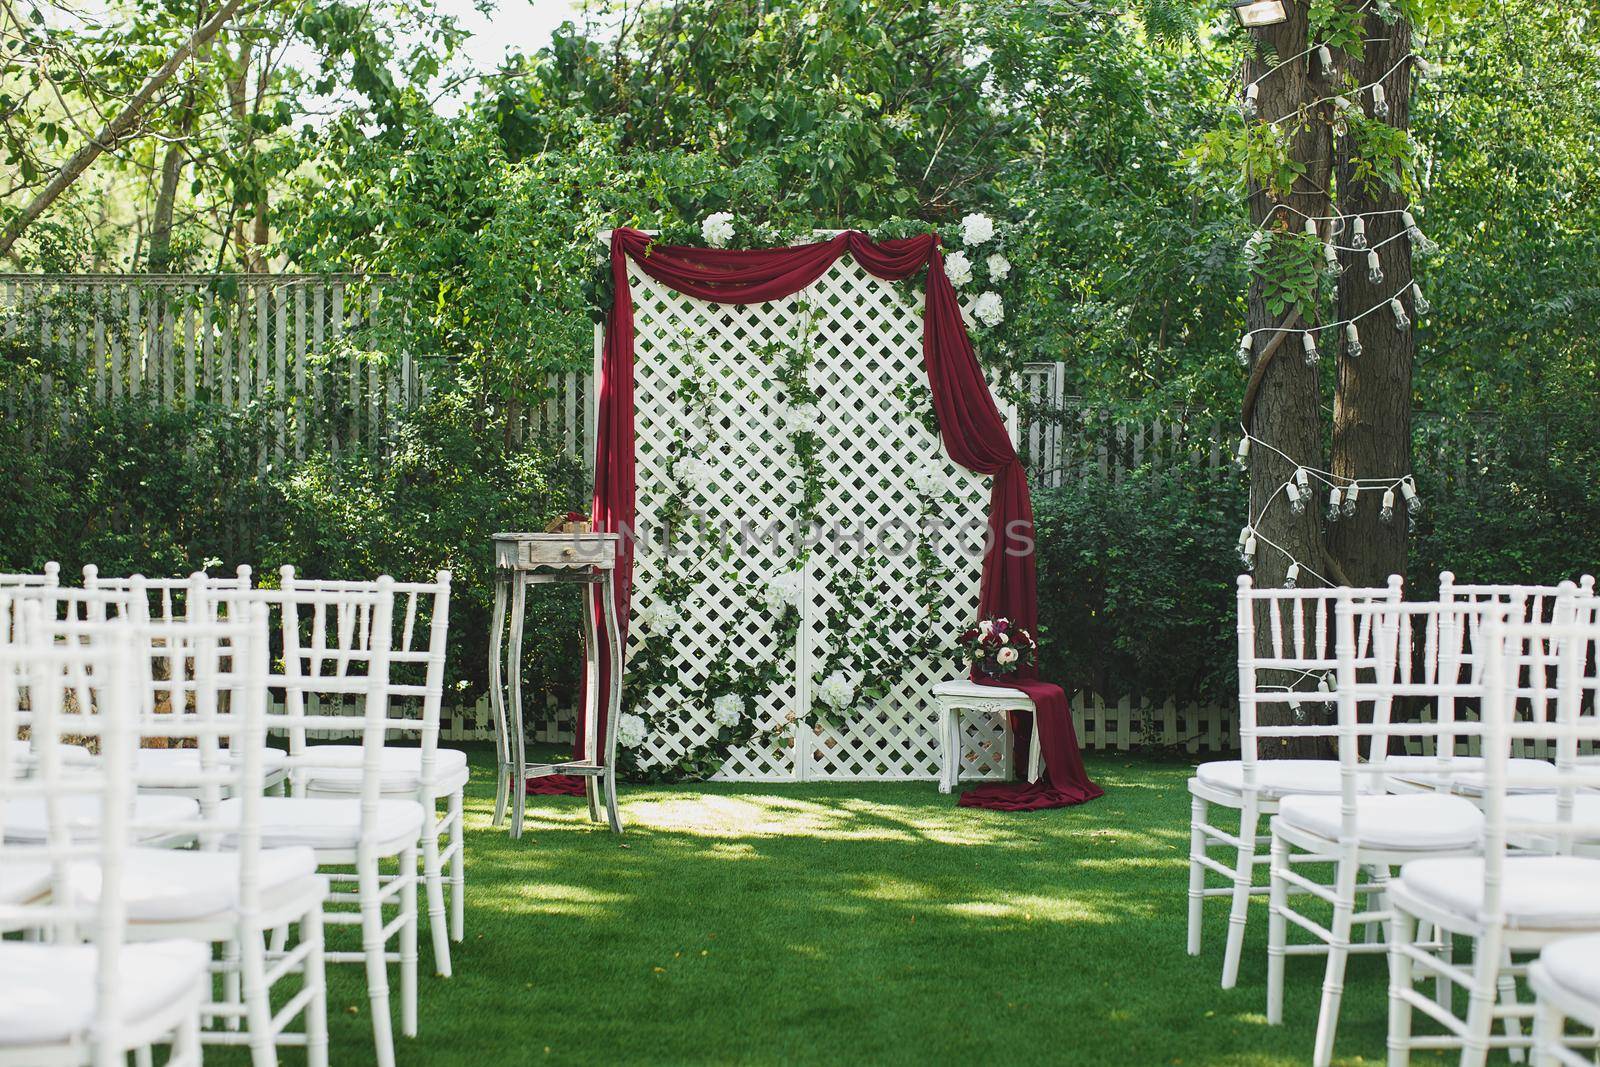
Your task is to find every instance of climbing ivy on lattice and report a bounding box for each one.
[620,254,1011,781]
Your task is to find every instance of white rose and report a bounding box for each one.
[634,603,660,629]
[763,571,803,613]
[712,693,744,728]
[986,253,1010,281]
[943,250,973,288]
[996,647,1019,665]
[616,712,648,749]
[960,212,995,246]
[655,602,685,631]
[973,291,1004,328]
[675,455,713,490]
[911,463,948,497]
[816,672,855,710]
[781,402,820,434]
[701,212,736,248]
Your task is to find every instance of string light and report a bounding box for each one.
[1283,562,1300,589]
[1380,488,1396,523]
[1351,216,1368,249]
[1301,331,1320,366]
[1343,483,1359,517]
[1243,83,1260,118]
[1323,240,1342,276]
[1366,250,1384,284]
[1344,322,1361,358]
[1411,282,1431,316]
[1326,486,1343,520]
[1371,83,1389,119]
[1316,45,1334,77]
[1390,297,1411,330]
[1237,332,1254,365]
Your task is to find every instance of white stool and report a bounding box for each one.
[932,678,1041,794]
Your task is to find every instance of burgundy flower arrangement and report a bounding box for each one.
[956,617,1037,678]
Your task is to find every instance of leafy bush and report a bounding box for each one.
[1031,463,1245,708]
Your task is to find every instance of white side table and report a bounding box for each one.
[932,678,1041,794]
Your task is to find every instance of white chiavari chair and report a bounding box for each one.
[1386,613,1600,1066]
[221,575,420,1067]
[291,569,463,979]
[1266,596,1530,1067]
[43,592,332,1067]
[0,607,208,1067]
[1530,932,1600,1067]
[1382,574,1595,798]
[1188,574,1401,988]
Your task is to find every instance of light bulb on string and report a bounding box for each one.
[1350,217,1368,250]
[1317,45,1334,77]
[1326,486,1343,520]
[1237,332,1254,366]
[1411,283,1431,316]
[1345,322,1362,358]
[1401,476,1422,516]
[1303,218,1319,240]
[1283,563,1300,589]
[1380,488,1396,524]
[1301,331,1321,366]
[1372,83,1389,119]
[1243,84,1260,118]
[1286,479,1304,514]
[1235,438,1251,470]
[1413,56,1433,81]
[1343,483,1359,517]
[1391,297,1411,330]
[1323,240,1342,277]
[1367,250,1384,285]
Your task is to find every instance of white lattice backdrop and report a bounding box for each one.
[620,252,1012,781]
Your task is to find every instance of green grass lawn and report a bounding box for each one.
[216,747,1445,1066]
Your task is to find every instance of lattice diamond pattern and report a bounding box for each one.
[622,253,1009,781]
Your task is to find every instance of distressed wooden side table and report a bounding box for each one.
[932,677,1041,794]
[489,532,624,836]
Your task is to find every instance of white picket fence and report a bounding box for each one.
[0,274,594,465]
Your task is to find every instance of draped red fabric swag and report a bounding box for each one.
[528,227,1101,810]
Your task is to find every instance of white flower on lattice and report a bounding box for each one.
[675,455,714,491]
[997,646,1019,665]
[763,571,804,614]
[961,212,995,246]
[634,603,660,629]
[712,693,744,728]
[783,402,821,434]
[943,251,973,288]
[701,212,736,248]
[973,291,1005,328]
[911,463,948,497]
[616,712,648,749]
[986,253,1011,282]
[816,672,856,710]
[655,601,685,631]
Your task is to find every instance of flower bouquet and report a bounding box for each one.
[956,617,1037,678]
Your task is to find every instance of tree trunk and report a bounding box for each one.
[1328,15,1415,587]
[1242,2,1335,758]
[148,83,198,272]
[0,0,246,263]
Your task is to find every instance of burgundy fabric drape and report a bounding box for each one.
[530,227,1101,810]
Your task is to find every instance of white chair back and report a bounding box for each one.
[84,564,254,623]
[1480,616,1600,905]
[0,561,59,589]
[276,567,450,803]
[0,607,140,1040]
[1235,574,1401,788]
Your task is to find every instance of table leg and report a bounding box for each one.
[581,571,602,824]
[488,573,509,829]
[1027,712,1042,783]
[601,569,624,835]
[938,705,955,795]
[509,574,528,839]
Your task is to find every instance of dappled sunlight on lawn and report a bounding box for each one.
[942,892,1119,925]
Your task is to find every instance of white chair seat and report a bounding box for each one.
[930,678,1030,703]
[133,746,289,775]
[297,745,469,795]
[17,737,98,765]
[219,796,426,853]
[60,846,318,921]
[1503,793,1600,846]
[1385,755,1559,794]
[3,794,200,843]
[1396,856,1600,929]
[0,940,207,1046]
[1279,792,1484,851]
[1194,759,1367,799]
[1540,933,1600,1005]
[0,860,50,904]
